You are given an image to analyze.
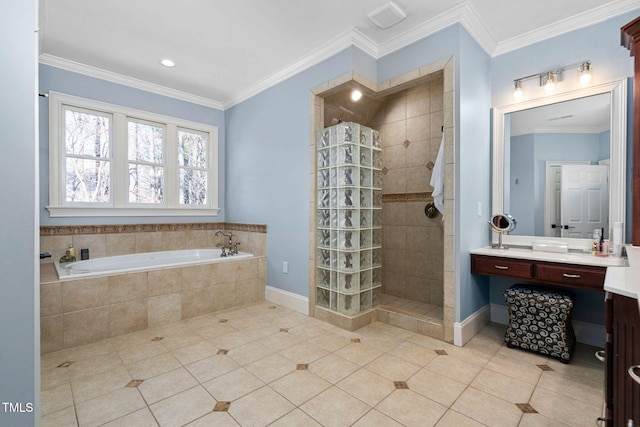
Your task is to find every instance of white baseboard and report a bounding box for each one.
[454,304,491,347]
[490,303,605,347]
[265,286,309,315]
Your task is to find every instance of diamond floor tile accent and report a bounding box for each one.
[151,337,164,341]
[516,403,538,413]
[297,363,309,370]
[435,349,448,355]
[537,364,554,371]
[125,379,144,388]
[213,401,231,412]
[217,349,229,355]
[394,381,409,389]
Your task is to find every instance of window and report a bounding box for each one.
[48,92,219,217]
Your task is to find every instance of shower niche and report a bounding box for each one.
[316,122,383,315]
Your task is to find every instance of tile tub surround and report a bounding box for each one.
[39,222,267,354]
[40,301,605,427]
[41,255,267,354]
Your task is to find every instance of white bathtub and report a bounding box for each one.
[54,248,252,279]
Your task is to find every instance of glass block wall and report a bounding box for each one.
[316,122,383,315]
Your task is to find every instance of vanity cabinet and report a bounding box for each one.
[605,292,640,426]
[471,254,606,291]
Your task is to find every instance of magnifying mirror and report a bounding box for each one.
[490,214,517,249]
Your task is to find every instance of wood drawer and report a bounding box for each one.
[471,255,534,279]
[536,262,606,290]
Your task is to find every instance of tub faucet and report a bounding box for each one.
[215,230,234,251]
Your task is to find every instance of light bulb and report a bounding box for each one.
[159,58,175,68]
[543,73,556,95]
[579,62,592,86]
[350,89,363,102]
[513,81,523,101]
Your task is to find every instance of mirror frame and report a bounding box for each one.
[492,79,627,250]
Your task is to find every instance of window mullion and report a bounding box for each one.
[165,124,178,208]
[114,113,128,208]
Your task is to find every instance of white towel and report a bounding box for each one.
[429,132,445,218]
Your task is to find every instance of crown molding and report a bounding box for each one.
[39,53,225,110]
[458,2,499,55]
[376,3,497,58]
[493,0,640,57]
[222,29,378,109]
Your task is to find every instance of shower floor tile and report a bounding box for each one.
[380,293,443,321]
[41,299,604,427]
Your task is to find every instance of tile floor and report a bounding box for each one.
[41,300,605,426]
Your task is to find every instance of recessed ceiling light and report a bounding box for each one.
[351,89,363,102]
[159,58,175,68]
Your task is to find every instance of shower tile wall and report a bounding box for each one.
[375,76,444,305]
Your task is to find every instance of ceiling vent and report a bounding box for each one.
[368,2,406,29]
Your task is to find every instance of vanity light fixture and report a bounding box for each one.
[350,89,363,102]
[159,58,175,68]
[511,60,592,101]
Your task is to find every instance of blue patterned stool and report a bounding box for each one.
[503,285,576,363]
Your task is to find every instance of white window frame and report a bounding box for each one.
[47,92,219,217]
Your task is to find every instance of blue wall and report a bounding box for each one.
[225,47,374,297]
[457,27,493,320]
[0,1,39,425]
[39,64,227,225]
[599,130,611,160]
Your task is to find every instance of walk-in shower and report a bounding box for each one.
[310,65,454,341]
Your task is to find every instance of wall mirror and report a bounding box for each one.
[492,79,627,249]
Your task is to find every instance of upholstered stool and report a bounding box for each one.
[503,285,576,363]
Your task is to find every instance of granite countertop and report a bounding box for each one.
[471,246,628,268]
[604,245,640,300]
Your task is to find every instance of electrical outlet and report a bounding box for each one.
[282,261,288,274]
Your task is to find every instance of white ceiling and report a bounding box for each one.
[38,0,640,109]
[509,93,611,136]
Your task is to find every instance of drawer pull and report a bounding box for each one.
[562,273,581,279]
[629,365,640,385]
[494,265,509,270]
[595,350,606,362]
